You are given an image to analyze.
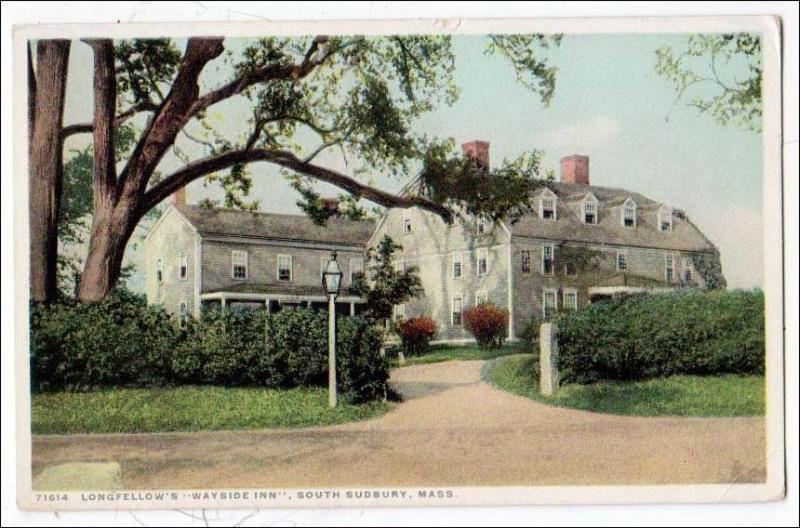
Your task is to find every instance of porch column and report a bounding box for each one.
[350,302,355,316]
[221,295,227,310]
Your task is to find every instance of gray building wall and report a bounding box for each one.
[200,238,366,294]
[144,207,199,318]
[372,207,511,342]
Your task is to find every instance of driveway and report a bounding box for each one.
[32,360,766,489]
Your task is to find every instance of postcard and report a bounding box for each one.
[12,14,785,511]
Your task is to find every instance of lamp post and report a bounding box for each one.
[321,251,343,407]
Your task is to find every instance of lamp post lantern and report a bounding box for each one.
[321,251,343,407]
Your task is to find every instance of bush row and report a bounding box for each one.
[30,291,389,403]
[555,290,765,384]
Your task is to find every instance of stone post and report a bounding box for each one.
[539,322,559,396]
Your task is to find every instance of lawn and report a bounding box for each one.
[32,386,392,435]
[483,355,765,417]
[394,343,525,366]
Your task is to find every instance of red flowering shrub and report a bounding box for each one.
[463,304,509,349]
[398,316,437,356]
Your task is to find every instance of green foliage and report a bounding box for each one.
[398,316,438,356]
[397,343,522,367]
[114,39,181,106]
[462,304,509,349]
[485,34,563,106]
[32,386,391,434]
[348,235,423,324]
[655,33,762,131]
[30,289,182,392]
[172,307,389,403]
[692,251,727,290]
[420,140,550,224]
[556,290,765,384]
[484,355,765,417]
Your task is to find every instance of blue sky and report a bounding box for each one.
[62,33,764,289]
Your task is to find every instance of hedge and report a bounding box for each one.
[463,304,508,349]
[398,316,437,356]
[556,290,765,384]
[31,294,389,403]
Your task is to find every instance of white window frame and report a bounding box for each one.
[659,205,673,232]
[665,254,675,282]
[541,243,556,275]
[179,300,189,324]
[683,257,694,282]
[451,294,463,326]
[562,288,578,311]
[582,194,599,225]
[477,217,487,234]
[349,257,364,283]
[476,248,488,276]
[231,250,248,279]
[475,290,488,306]
[539,189,558,221]
[542,288,558,319]
[621,197,637,228]
[616,251,627,271]
[156,258,163,283]
[521,249,531,274]
[452,251,463,279]
[179,252,188,280]
[393,303,406,322]
[277,253,292,282]
[403,209,413,234]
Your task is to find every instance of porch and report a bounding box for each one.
[199,283,365,316]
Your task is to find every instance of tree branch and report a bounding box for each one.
[140,148,454,223]
[61,100,159,139]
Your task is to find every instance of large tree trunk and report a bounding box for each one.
[29,40,70,303]
[77,202,135,301]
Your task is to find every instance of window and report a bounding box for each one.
[452,252,463,279]
[543,289,558,319]
[583,194,598,224]
[179,300,189,325]
[179,253,188,280]
[542,244,555,275]
[477,248,488,275]
[350,257,364,283]
[521,250,531,273]
[540,190,557,220]
[477,217,487,234]
[231,250,248,279]
[393,303,406,323]
[156,258,163,283]
[564,262,577,276]
[659,206,673,232]
[475,290,488,306]
[683,257,693,282]
[451,294,463,326]
[621,198,637,227]
[665,255,675,282]
[616,251,627,271]
[277,254,292,281]
[403,209,413,234]
[563,289,578,311]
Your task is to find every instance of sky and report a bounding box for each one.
[61,33,764,290]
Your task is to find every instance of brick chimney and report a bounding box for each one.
[169,186,187,207]
[461,140,490,168]
[560,155,590,185]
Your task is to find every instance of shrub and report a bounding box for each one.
[463,304,509,349]
[398,316,437,356]
[556,290,765,384]
[30,289,181,392]
[519,315,543,352]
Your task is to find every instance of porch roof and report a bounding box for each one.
[201,282,363,303]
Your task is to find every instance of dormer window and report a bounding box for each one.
[477,217,487,234]
[582,194,598,224]
[539,189,557,221]
[659,205,673,232]
[403,209,413,234]
[621,197,637,228]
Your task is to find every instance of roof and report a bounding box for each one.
[175,204,375,247]
[510,181,716,253]
[204,281,362,300]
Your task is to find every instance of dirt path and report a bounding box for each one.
[32,360,766,489]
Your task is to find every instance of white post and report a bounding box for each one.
[328,295,337,407]
[539,322,559,396]
[350,302,355,316]
[221,295,227,310]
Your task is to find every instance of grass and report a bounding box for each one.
[395,343,525,366]
[31,386,392,435]
[483,355,765,417]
